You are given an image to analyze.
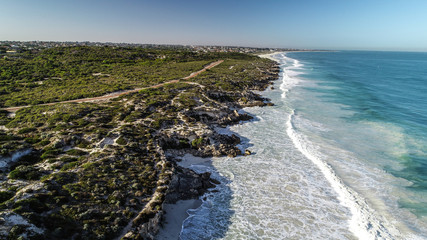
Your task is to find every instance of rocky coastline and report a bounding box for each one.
[0,50,279,239]
[124,61,280,239]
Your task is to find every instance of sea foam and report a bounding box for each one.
[178,52,426,240]
[286,109,401,239]
[280,53,425,240]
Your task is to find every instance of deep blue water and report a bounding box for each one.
[288,51,427,219]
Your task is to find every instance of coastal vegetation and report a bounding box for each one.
[0,46,253,107]
[0,46,279,239]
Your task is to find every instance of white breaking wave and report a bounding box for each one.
[286,109,403,240]
[275,53,418,240]
[279,54,303,99]
[177,52,425,240]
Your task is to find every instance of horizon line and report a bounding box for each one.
[1,40,427,53]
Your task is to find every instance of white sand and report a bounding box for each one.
[156,154,211,239]
[156,199,202,240]
[258,52,282,62]
[176,153,212,169]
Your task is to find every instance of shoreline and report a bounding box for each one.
[0,50,280,239]
[152,51,425,239]
[270,52,408,239]
[258,52,282,62]
[155,154,214,239]
[153,54,281,238]
[156,199,202,240]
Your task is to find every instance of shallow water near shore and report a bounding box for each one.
[178,51,427,239]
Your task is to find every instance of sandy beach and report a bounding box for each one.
[258,52,281,61]
[155,153,214,239]
[156,199,202,240]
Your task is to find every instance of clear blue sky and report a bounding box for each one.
[1,0,427,51]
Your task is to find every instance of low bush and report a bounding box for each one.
[8,165,41,180]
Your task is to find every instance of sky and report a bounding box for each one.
[1,0,427,51]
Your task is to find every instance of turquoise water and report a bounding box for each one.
[287,51,427,218]
[178,51,427,239]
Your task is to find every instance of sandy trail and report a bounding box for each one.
[2,60,223,112]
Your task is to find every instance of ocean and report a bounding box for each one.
[177,51,427,239]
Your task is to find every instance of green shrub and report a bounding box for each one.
[15,152,42,166]
[191,137,204,148]
[13,197,48,214]
[82,162,95,170]
[59,156,78,163]
[25,136,41,144]
[49,172,77,185]
[60,161,79,171]
[41,148,62,159]
[178,139,190,148]
[8,165,41,180]
[76,139,90,148]
[0,191,14,203]
[116,136,127,145]
[66,149,87,156]
[0,133,19,141]
[39,139,51,146]
[18,127,37,134]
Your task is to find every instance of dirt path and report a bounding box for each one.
[2,60,223,112]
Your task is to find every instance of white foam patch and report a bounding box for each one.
[286,109,403,239]
[180,107,355,239]
[278,54,304,99]
[178,52,425,240]
[283,53,427,239]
